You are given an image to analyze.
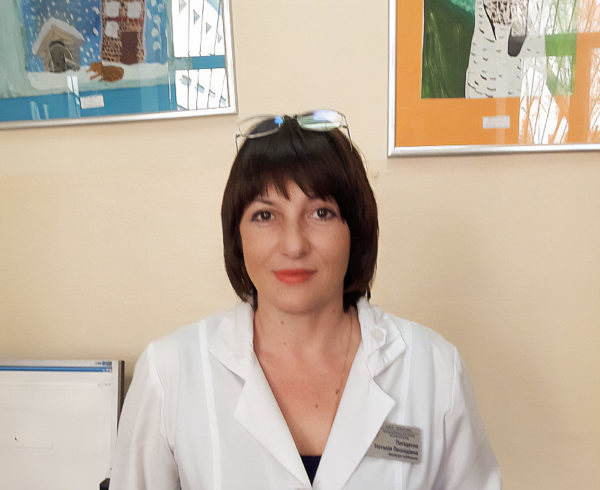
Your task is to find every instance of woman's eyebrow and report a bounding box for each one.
[309,195,334,202]
[252,197,274,205]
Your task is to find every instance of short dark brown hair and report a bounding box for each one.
[221,117,378,310]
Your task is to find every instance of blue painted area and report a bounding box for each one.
[207,0,221,12]
[0,53,226,122]
[19,0,102,72]
[171,54,225,70]
[145,0,170,64]
[18,0,170,70]
[0,366,111,372]
[0,84,179,121]
[83,83,175,116]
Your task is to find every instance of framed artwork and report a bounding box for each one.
[0,0,236,129]
[388,0,600,156]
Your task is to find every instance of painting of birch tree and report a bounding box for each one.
[420,0,600,144]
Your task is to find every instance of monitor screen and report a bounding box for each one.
[0,360,124,490]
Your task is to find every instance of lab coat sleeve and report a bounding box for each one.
[433,348,501,490]
[109,344,180,490]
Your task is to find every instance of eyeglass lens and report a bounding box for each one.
[240,116,284,137]
[296,110,343,131]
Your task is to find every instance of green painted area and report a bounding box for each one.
[421,0,475,98]
[0,0,34,98]
[448,0,475,14]
[546,32,578,57]
[545,33,578,96]
[543,0,578,97]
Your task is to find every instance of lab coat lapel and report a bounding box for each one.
[315,347,396,489]
[234,359,310,487]
[208,303,310,487]
[316,299,407,489]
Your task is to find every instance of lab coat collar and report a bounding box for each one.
[207,302,255,379]
[356,297,407,377]
[207,299,407,489]
[207,299,407,381]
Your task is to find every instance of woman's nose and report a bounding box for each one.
[279,220,309,257]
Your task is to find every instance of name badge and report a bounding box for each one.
[366,423,421,463]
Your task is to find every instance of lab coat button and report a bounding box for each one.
[371,328,385,342]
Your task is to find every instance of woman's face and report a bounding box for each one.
[239,181,351,316]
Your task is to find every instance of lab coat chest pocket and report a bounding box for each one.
[342,455,404,489]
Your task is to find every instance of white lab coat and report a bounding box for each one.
[109,299,501,490]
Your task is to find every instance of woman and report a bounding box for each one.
[109,110,501,489]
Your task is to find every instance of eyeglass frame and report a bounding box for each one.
[234,110,352,152]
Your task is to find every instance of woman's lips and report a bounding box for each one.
[274,269,316,284]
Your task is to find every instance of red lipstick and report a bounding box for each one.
[274,269,315,284]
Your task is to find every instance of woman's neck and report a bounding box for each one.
[252,302,361,456]
[252,303,357,361]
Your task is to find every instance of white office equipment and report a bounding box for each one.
[0,360,124,490]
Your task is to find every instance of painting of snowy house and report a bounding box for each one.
[32,18,85,73]
[101,0,146,65]
[0,0,236,126]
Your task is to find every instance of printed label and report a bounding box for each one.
[80,95,105,109]
[483,115,510,129]
[366,423,421,463]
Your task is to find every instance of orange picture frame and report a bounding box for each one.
[388,0,600,156]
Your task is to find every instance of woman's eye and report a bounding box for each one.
[314,208,336,220]
[251,210,273,221]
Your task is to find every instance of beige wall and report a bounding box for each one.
[1,1,599,488]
